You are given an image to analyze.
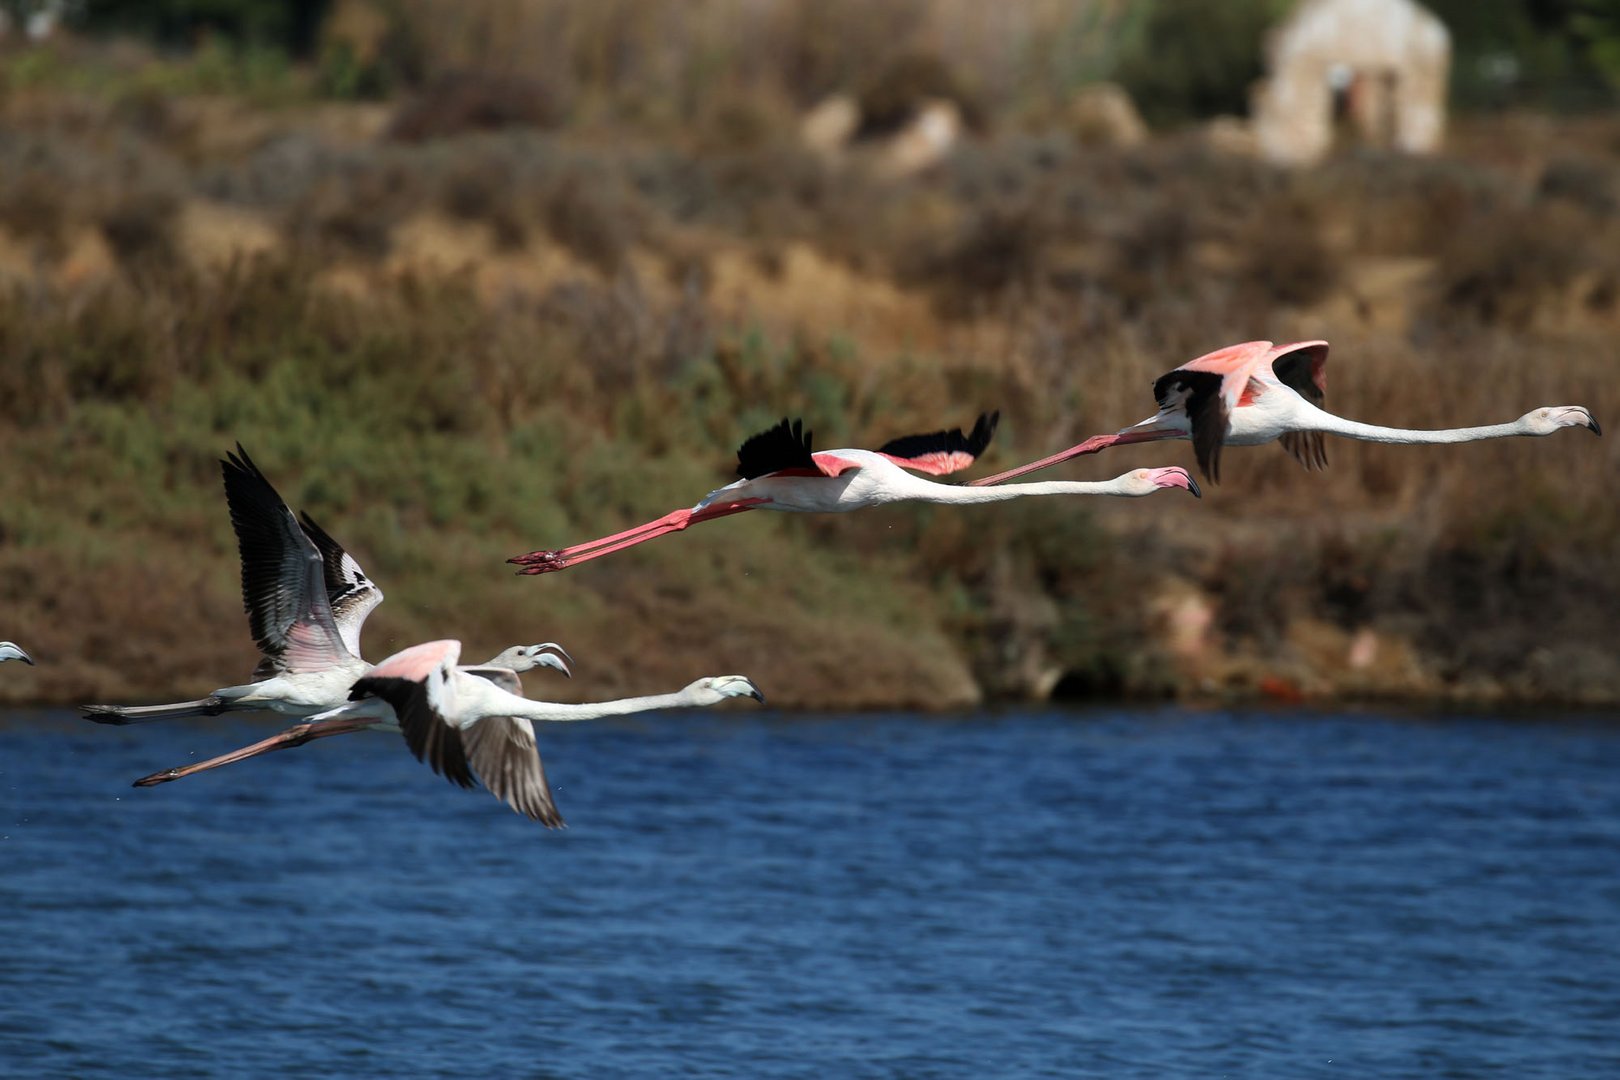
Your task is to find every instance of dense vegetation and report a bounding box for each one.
[0,10,1616,709]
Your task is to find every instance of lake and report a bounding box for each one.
[2,706,1617,1078]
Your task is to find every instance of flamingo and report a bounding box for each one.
[83,445,571,724]
[970,340,1601,485]
[0,642,32,665]
[509,413,1199,574]
[134,640,764,826]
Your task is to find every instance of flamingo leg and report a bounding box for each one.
[509,508,693,567]
[131,714,379,788]
[511,499,769,575]
[969,428,1182,486]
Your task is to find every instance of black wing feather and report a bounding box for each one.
[221,445,337,664]
[1271,345,1327,407]
[876,411,1000,463]
[350,675,476,790]
[736,418,817,479]
[1271,344,1330,471]
[1153,370,1229,483]
[298,510,365,603]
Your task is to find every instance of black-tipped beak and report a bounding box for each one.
[1589,417,1602,436]
[1186,476,1202,499]
[749,687,766,704]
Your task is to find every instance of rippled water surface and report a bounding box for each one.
[3,706,1618,1078]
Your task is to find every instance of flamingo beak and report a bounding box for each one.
[748,686,766,704]
[1588,416,1602,436]
[1153,468,1201,498]
[536,643,574,678]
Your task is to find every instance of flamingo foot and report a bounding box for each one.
[513,551,567,575]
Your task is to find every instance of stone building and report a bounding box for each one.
[1252,0,1450,166]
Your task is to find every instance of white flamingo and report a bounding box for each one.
[84,446,570,724]
[136,639,765,827]
[509,413,1199,574]
[971,340,1601,485]
[0,642,32,665]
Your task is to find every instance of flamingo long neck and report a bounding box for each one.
[509,689,701,723]
[907,478,1134,503]
[1300,404,1530,445]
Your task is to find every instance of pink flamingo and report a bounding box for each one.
[509,413,1200,575]
[970,340,1601,485]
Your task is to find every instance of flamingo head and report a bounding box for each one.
[1117,467,1202,498]
[489,642,574,678]
[0,641,32,665]
[686,675,766,705]
[1520,406,1600,437]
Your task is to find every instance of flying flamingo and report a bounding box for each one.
[969,340,1602,485]
[134,640,765,826]
[0,642,32,665]
[84,446,571,724]
[509,413,1199,574]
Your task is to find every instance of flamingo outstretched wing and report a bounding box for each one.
[460,666,565,826]
[737,418,842,478]
[297,510,384,658]
[222,445,353,676]
[351,640,475,789]
[1269,341,1331,470]
[1155,341,1275,482]
[876,411,1000,476]
[735,418,866,479]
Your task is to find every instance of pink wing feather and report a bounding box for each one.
[809,453,864,476]
[1178,340,1276,410]
[367,639,462,683]
[876,450,977,475]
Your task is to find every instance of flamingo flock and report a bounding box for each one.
[18,337,1592,827]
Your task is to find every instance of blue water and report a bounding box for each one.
[2,706,1618,1078]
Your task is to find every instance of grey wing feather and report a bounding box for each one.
[462,716,566,827]
[459,666,566,826]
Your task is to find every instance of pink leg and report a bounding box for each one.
[508,507,691,567]
[132,714,379,787]
[969,429,1180,485]
[511,499,768,575]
